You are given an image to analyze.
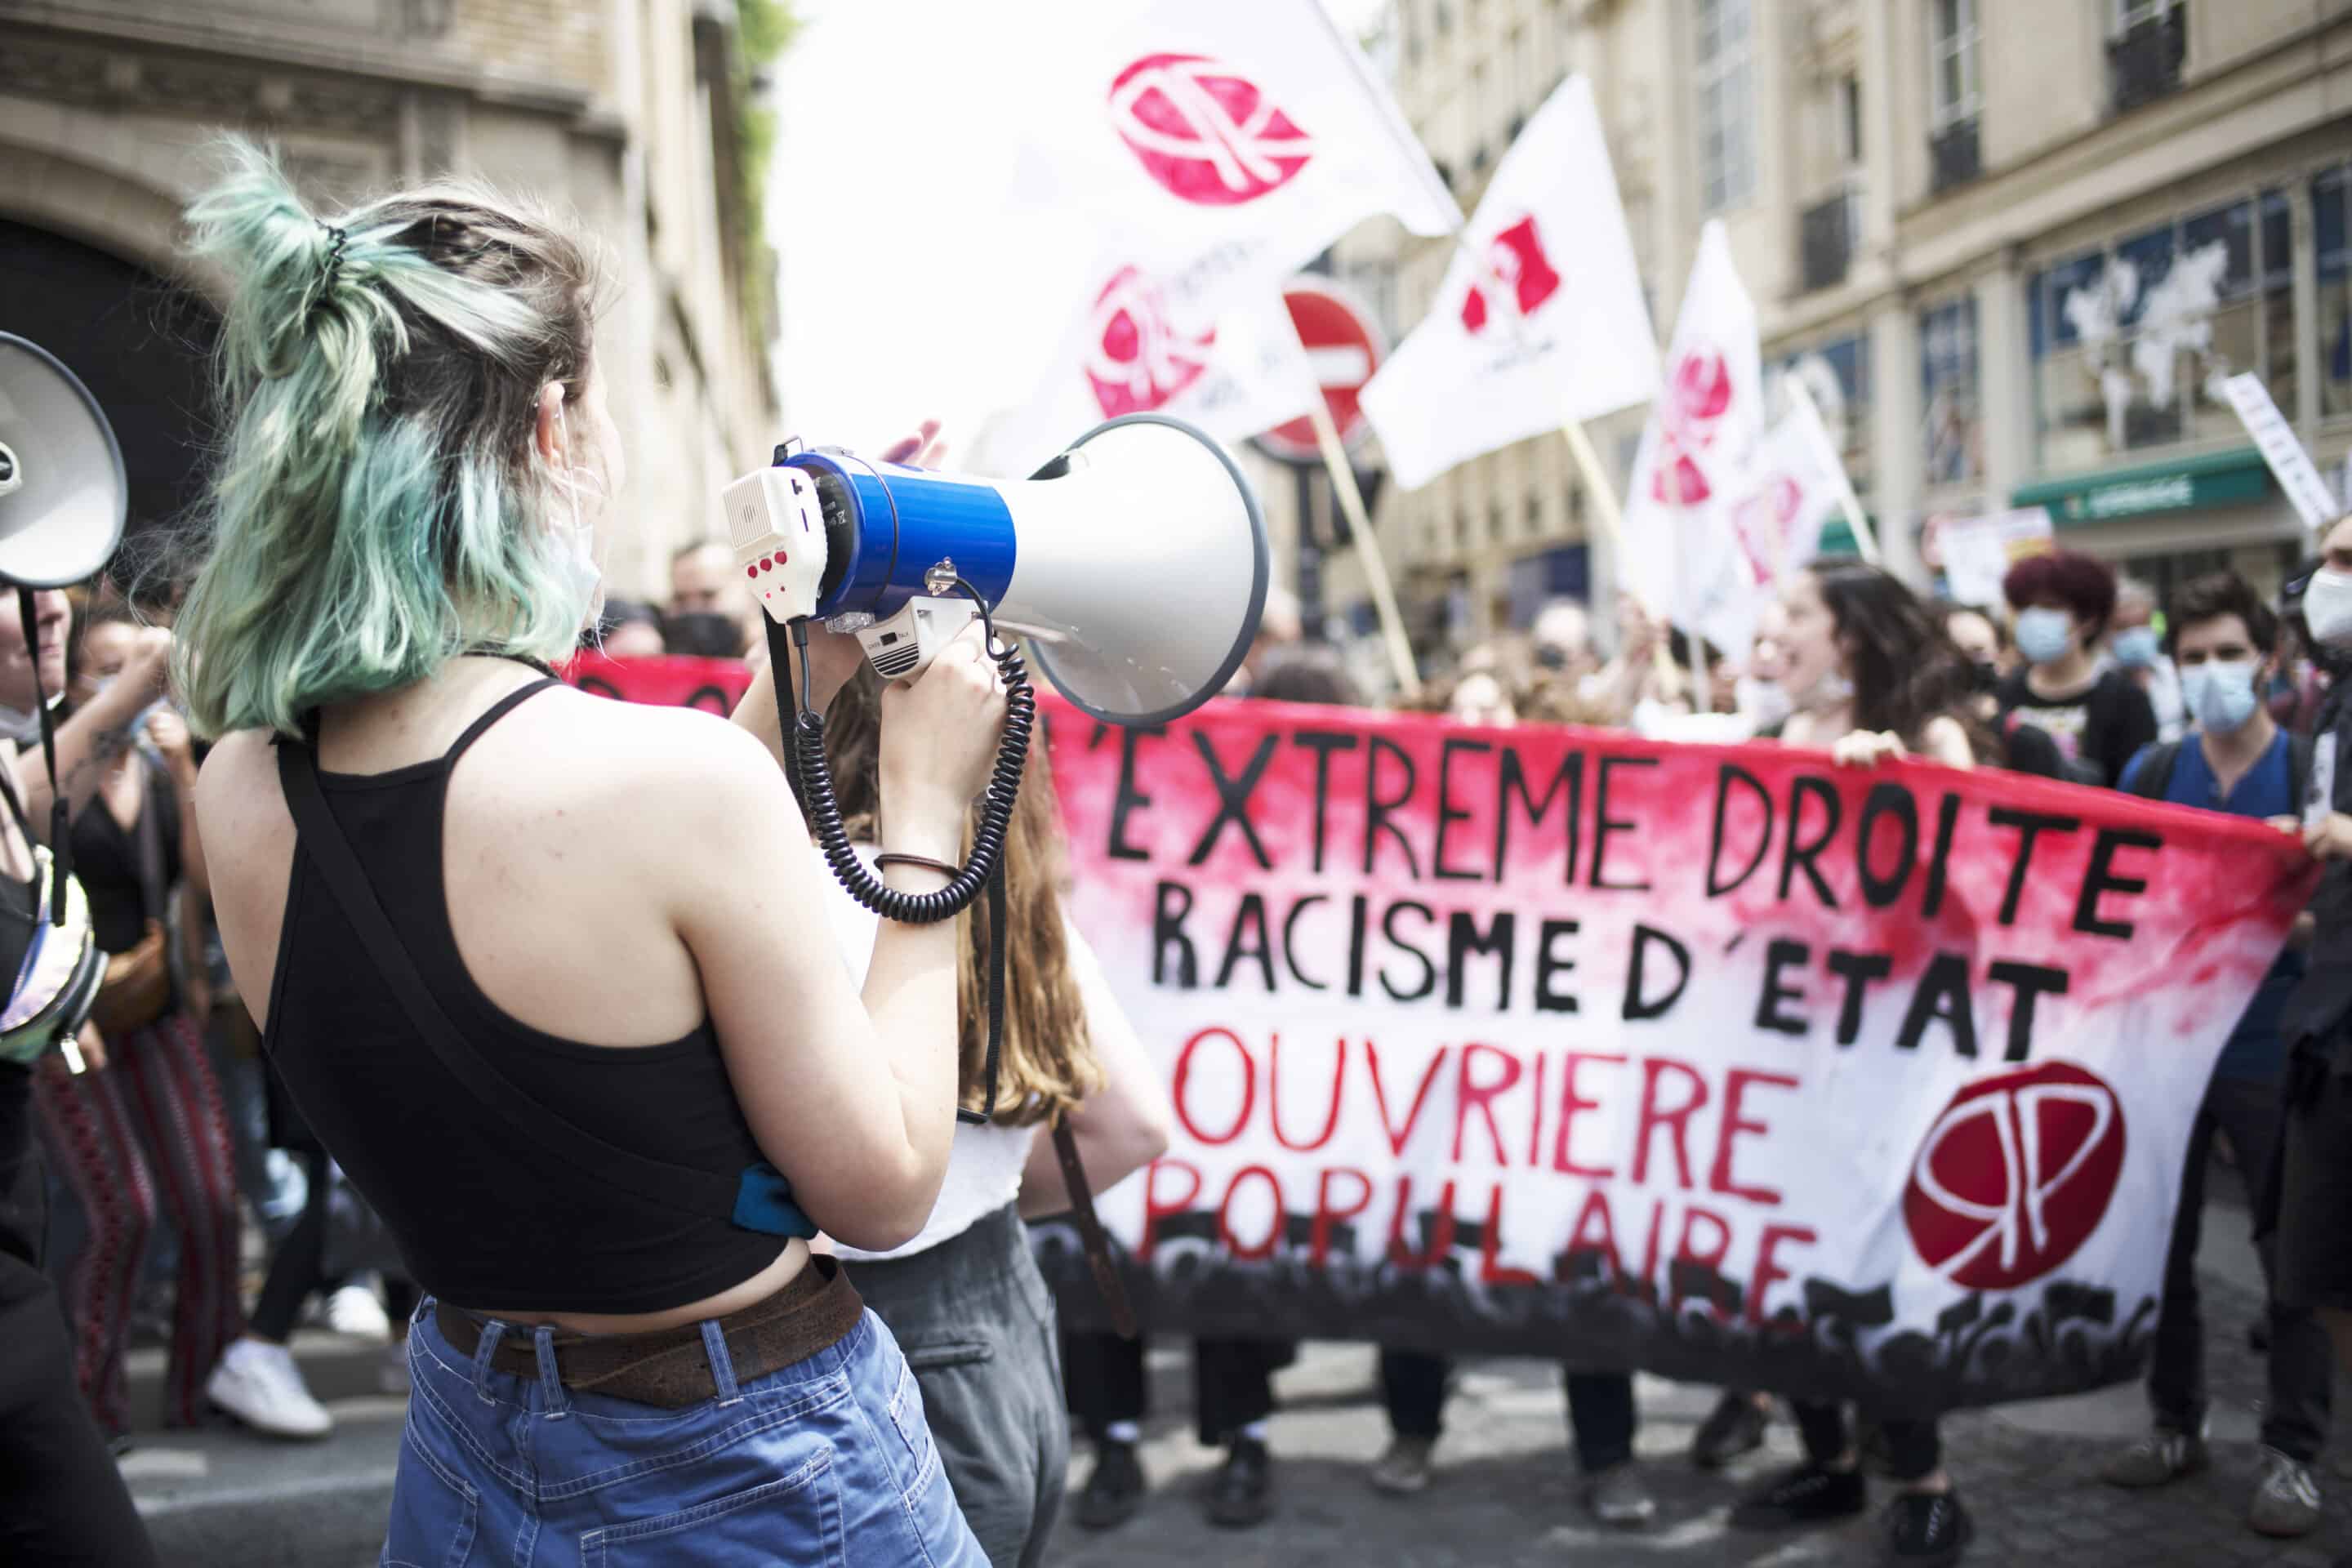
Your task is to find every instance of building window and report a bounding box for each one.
[2319,167,2351,420]
[1772,336,1873,496]
[1695,0,1755,213]
[2028,187,2293,470]
[1435,1,1453,35]
[1490,502,1507,543]
[1930,0,1980,130]
[1526,492,1544,537]
[1841,74,1864,166]
[1921,297,1982,487]
[2108,0,2185,114]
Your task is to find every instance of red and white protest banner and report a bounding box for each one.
[1621,220,1768,660]
[1031,694,2314,1411]
[1359,76,1659,490]
[563,653,751,714]
[1255,278,1385,466]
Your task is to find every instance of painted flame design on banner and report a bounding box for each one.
[1084,265,1216,418]
[1108,53,1313,206]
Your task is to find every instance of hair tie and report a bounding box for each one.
[318,221,348,282]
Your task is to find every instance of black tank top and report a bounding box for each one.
[262,681,809,1314]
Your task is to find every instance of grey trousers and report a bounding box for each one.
[846,1204,1069,1568]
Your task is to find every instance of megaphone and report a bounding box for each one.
[0,333,129,588]
[724,412,1268,726]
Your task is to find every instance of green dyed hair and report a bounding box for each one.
[173,140,602,738]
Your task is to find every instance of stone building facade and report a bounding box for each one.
[1312,0,2352,663]
[0,0,777,600]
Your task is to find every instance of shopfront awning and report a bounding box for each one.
[2010,446,2274,524]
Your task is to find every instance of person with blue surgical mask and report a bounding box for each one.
[2109,572,2331,1544]
[1995,550,2158,786]
[2110,577,2186,743]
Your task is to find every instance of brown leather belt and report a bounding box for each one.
[434,1255,865,1410]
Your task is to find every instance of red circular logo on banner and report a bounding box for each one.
[1258,279,1384,466]
[1108,53,1312,207]
[1650,348,1736,505]
[1903,1061,2126,1291]
[1084,265,1214,419]
[1460,214,1564,336]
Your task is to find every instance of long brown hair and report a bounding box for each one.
[822,662,1099,1126]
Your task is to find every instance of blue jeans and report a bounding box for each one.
[392,1296,987,1567]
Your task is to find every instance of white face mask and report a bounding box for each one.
[546,409,608,633]
[2304,568,2352,650]
[2180,658,2261,734]
[2015,607,2076,666]
[1736,675,1793,732]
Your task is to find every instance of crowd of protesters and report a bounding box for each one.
[1043,538,2352,1568]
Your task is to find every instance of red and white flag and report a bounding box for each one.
[1006,0,1461,321]
[969,258,1320,478]
[1357,76,1658,489]
[1723,385,1851,590]
[1620,220,1766,657]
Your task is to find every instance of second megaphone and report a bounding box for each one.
[723,413,1267,726]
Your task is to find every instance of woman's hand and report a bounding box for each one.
[879,419,947,470]
[877,619,1003,856]
[1833,730,1909,768]
[146,708,197,780]
[124,626,174,698]
[2305,811,2352,862]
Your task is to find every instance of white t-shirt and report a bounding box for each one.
[817,852,1137,1263]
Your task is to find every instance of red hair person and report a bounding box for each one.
[1996,550,2158,786]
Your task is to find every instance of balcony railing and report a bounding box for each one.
[2108,11,2186,114]
[1929,118,1981,195]
[1799,187,1857,293]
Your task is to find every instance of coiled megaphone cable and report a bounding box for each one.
[764,581,1035,1124]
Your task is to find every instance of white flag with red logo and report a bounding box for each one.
[1357,76,1657,490]
[1722,389,1851,590]
[1007,0,1461,322]
[1620,220,1767,657]
[969,258,1320,479]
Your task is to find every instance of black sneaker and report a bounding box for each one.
[1730,1461,1869,1529]
[1692,1392,1770,1468]
[1076,1440,1145,1531]
[1884,1490,1971,1566]
[1208,1436,1274,1529]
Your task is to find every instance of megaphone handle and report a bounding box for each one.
[764,600,1031,1125]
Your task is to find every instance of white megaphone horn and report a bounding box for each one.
[723,412,1269,725]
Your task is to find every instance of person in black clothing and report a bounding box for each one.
[2269,515,2352,1568]
[0,586,160,1566]
[1939,603,2068,779]
[1994,550,2157,786]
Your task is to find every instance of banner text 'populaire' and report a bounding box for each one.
[1031,695,2312,1413]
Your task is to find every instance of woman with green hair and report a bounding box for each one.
[183,141,1004,1565]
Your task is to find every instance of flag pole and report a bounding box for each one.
[1307,399,1423,701]
[1788,376,1879,565]
[1558,417,1681,702]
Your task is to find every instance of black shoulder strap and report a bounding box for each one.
[2289,729,2318,804]
[2126,741,2181,802]
[274,735,742,1224]
[442,679,561,769]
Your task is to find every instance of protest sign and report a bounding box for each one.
[1031,694,2314,1413]
[563,653,752,714]
[2222,373,2340,534]
[1933,509,2055,611]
